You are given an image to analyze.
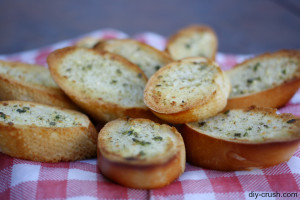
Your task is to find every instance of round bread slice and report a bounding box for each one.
[97,118,185,189]
[165,25,218,60]
[144,57,231,124]
[0,60,78,110]
[94,39,173,78]
[182,106,300,171]
[226,50,300,109]
[0,101,97,162]
[47,46,154,122]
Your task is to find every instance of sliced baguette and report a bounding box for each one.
[166,25,218,60]
[182,106,300,171]
[97,118,185,189]
[0,60,78,110]
[94,39,173,78]
[226,50,300,109]
[47,46,154,122]
[75,37,102,48]
[0,101,97,162]
[144,57,231,124]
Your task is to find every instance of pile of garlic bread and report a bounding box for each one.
[1,25,300,189]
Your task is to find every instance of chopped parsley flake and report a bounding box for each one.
[0,112,6,119]
[153,136,163,141]
[287,119,296,123]
[132,138,151,146]
[16,107,30,113]
[253,63,260,71]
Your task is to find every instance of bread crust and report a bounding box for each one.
[226,50,300,109]
[47,46,156,123]
[166,25,218,60]
[144,57,231,124]
[0,101,97,162]
[0,60,78,110]
[97,118,185,189]
[182,106,300,171]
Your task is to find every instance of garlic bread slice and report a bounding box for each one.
[226,50,300,109]
[0,60,77,109]
[97,118,185,189]
[144,57,231,124]
[48,47,152,122]
[182,106,300,171]
[94,39,172,78]
[166,25,218,60]
[0,101,97,162]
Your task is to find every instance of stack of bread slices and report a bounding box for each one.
[1,25,300,189]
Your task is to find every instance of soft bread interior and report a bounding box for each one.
[146,58,220,113]
[168,31,216,60]
[0,102,88,128]
[100,119,178,161]
[0,61,58,88]
[58,49,146,107]
[99,40,169,78]
[188,108,300,142]
[228,57,300,98]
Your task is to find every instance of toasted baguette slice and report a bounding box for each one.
[97,118,185,189]
[166,25,218,60]
[182,106,300,171]
[0,60,78,110]
[144,57,231,124]
[94,39,173,78]
[226,50,300,109]
[75,37,102,48]
[0,101,97,162]
[47,46,154,122]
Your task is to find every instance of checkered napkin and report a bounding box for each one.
[0,29,299,200]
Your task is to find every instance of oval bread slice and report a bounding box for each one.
[0,101,97,162]
[47,46,154,122]
[182,106,300,171]
[226,50,300,109]
[94,39,173,78]
[166,25,218,60]
[144,57,231,124]
[97,118,185,189]
[0,60,78,110]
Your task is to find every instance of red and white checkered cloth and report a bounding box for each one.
[0,29,299,200]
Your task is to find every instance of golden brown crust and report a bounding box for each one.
[0,101,97,162]
[47,46,154,123]
[0,60,78,110]
[144,57,230,124]
[97,118,185,189]
[182,106,300,171]
[97,148,184,189]
[166,25,218,60]
[226,49,300,109]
